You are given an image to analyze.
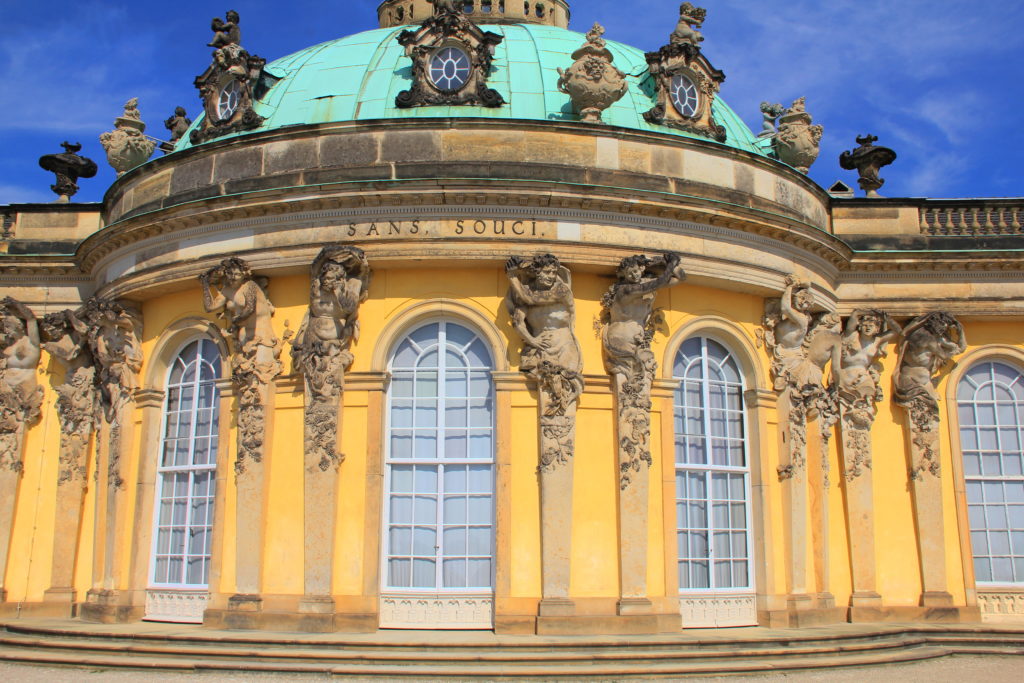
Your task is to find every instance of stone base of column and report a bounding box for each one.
[617,597,653,616]
[815,592,836,609]
[851,590,883,607]
[36,588,79,618]
[538,597,575,617]
[79,589,141,623]
[536,612,679,635]
[921,591,955,607]
[296,595,337,633]
[208,593,264,630]
[786,593,814,611]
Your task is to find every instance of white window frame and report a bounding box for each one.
[380,320,497,629]
[147,339,221,592]
[673,336,756,628]
[957,360,1024,587]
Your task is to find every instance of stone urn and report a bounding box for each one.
[772,97,824,174]
[840,135,898,198]
[99,99,157,176]
[557,23,628,124]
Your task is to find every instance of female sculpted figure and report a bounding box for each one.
[292,247,371,394]
[763,275,816,391]
[840,310,901,421]
[200,257,278,370]
[80,299,142,422]
[894,312,965,409]
[601,253,686,381]
[506,255,582,381]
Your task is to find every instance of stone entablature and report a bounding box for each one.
[378,0,570,29]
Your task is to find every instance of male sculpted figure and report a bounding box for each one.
[0,298,42,417]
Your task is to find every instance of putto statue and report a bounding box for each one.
[292,247,371,472]
[0,298,43,471]
[506,254,584,472]
[164,107,192,144]
[99,98,157,176]
[601,253,686,488]
[200,257,283,473]
[670,3,707,47]
[772,97,824,174]
[758,101,785,137]
[208,10,241,49]
[838,310,902,479]
[557,23,629,125]
[427,0,459,13]
[894,312,966,478]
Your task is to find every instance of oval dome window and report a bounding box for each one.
[670,74,699,118]
[217,80,242,121]
[429,47,472,92]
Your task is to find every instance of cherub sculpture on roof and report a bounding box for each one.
[208,10,241,49]
[427,0,460,13]
[671,3,707,47]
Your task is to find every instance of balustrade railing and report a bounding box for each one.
[920,201,1024,236]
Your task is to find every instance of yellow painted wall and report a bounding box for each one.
[4,267,1021,622]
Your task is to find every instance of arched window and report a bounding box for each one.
[957,361,1024,584]
[673,337,755,626]
[149,339,221,591]
[382,321,496,626]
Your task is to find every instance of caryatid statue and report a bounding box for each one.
[200,257,283,473]
[291,246,371,472]
[505,254,584,472]
[79,298,143,428]
[894,312,966,478]
[838,310,902,479]
[601,253,686,489]
[0,297,43,470]
[291,246,370,614]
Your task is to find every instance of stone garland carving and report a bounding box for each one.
[893,312,965,479]
[506,254,584,473]
[759,276,841,481]
[0,298,44,472]
[556,23,628,125]
[191,11,271,145]
[291,247,371,472]
[600,253,686,489]
[772,97,824,174]
[395,3,505,108]
[80,297,143,490]
[37,142,97,203]
[99,98,157,176]
[40,309,98,485]
[201,257,284,475]
[838,310,902,480]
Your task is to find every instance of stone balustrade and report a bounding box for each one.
[920,200,1024,236]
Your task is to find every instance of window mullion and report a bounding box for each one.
[436,322,447,590]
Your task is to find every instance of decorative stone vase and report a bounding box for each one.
[99,101,157,176]
[772,97,824,174]
[557,23,627,124]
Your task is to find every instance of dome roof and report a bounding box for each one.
[174,23,769,157]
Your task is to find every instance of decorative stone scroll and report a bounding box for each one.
[291,247,370,620]
[39,307,98,609]
[600,253,684,612]
[200,256,284,609]
[894,312,966,480]
[99,98,157,176]
[893,312,965,607]
[396,2,505,108]
[0,298,43,600]
[506,254,583,614]
[772,97,824,174]
[556,23,628,124]
[191,11,273,145]
[643,4,726,142]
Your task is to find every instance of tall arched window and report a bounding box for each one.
[673,336,755,627]
[957,361,1024,585]
[382,321,496,628]
[149,339,221,597]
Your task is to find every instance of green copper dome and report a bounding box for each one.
[174,23,768,156]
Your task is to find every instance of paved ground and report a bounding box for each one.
[0,655,1021,682]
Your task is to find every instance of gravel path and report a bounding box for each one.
[0,654,1021,682]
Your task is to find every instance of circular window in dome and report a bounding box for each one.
[670,74,699,118]
[217,79,242,121]
[429,47,471,92]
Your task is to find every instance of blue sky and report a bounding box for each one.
[1,0,1021,204]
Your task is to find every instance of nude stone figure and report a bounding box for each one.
[894,312,966,411]
[200,257,279,370]
[670,2,707,47]
[840,310,901,426]
[0,298,43,423]
[208,10,241,49]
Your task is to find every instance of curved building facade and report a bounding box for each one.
[0,1,1022,637]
